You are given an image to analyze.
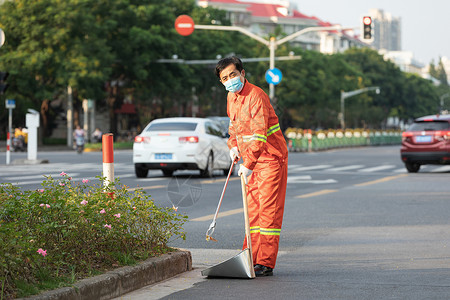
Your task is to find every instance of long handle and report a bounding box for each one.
[205,161,236,241]
[241,175,255,277]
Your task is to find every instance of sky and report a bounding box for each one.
[292,0,450,65]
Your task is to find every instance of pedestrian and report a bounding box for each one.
[215,56,288,277]
[92,128,103,143]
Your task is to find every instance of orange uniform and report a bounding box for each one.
[227,79,288,269]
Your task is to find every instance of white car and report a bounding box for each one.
[133,117,232,177]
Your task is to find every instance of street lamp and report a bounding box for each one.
[340,86,380,129]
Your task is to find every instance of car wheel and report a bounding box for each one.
[162,169,174,177]
[405,162,420,173]
[201,152,214,178]
[135,164,148,178]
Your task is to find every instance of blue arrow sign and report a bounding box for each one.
[265,68,282,85]
[5,99,15,109]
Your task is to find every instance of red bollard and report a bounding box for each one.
[6,132,10,165]
[102,134,114,191]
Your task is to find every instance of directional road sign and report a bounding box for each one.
[5,99,15,109]
[265,68,282,85]
[175,15,195,36]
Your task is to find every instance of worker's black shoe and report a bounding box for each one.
[254,264,273,277]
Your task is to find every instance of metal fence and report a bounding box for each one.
[285,128,401,152]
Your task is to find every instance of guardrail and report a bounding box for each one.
[285,128,402,152]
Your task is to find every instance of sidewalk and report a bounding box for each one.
[20,250,192,300]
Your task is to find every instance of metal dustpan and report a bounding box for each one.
[202,175,255,279]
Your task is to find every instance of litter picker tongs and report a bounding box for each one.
[205,158,237,242]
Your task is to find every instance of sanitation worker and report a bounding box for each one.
[215,56,288,277]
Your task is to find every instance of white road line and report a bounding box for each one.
[358,165,396,172]
[5,173,80,180]
[290,165,333,171]
[430,165,450,172]
[327,165,365,172]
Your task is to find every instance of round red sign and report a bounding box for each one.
[175,15,195,36]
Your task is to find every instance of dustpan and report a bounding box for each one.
[201,175,255,279]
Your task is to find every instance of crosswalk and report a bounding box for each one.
[289,164,450,174]
[1,162,450,187]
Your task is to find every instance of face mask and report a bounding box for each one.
[224,76,244,93]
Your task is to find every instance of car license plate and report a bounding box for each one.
[155,153,172,160]
[416,135,432,143]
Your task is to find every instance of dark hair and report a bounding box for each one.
[215,56,244,78]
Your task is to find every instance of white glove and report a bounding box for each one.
[229,147,240,162]
[238,164,252,184]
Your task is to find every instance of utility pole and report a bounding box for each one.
[340,87,380,129]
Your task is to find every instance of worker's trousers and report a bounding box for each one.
[243,158,288,269]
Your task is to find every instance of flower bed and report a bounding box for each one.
[0,173,187,299]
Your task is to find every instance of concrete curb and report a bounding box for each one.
[21,250,192,300]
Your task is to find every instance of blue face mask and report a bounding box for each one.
[224,76,244,93]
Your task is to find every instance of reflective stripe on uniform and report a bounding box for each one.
[250,226,260,233]
[267,123,281,136]
[260,228,281,236]
[242,134,267,143]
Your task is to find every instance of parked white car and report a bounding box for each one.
[133,117,232,177]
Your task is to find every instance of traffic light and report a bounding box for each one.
[362,16,373,41]
[0,71,9,94]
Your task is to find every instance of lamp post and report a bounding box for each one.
[340,86,380,129]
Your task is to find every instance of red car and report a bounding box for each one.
[401,114,450,172]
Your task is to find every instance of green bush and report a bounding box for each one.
[0,174,187,299]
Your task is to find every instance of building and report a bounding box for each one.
[368,9,401,51]
[197,0,366,54]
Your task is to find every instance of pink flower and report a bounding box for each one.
[59,182,65,186]
[82,179,89,183]
[38,189,44,193]
[113,213,121,218]
[104,224,112,229]
[100,209,106,214]
[37,248,47,257]
[46,204,50,208]
[59,172,67,176]
[40,203,45,207]
[68,177,72,181]
[80,200,88,206]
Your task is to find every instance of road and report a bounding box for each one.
[1,146,450,299]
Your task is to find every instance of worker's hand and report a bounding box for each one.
[238,164,252,184]
[229,147,240,162]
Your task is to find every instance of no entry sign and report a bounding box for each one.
[175,15,195,36]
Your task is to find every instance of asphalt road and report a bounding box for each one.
[1,146,450,299]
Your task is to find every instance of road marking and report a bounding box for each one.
[290,165,332,171]
[358,165,396,172]
[430,165,450,172]
[354,174,408,187]
[327,165,365,172]
[128,185,166,191]
[287,176,337,184]
[296,189,338,199]
[201,177,240,184]
[191,208,243,222]
[5,173,80,180]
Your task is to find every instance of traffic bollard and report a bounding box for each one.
[102,134,114,193]
[6,132,10,165]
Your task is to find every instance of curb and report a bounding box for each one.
[21,250,192,300]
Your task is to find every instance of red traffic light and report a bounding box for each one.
[363,16,372,26]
